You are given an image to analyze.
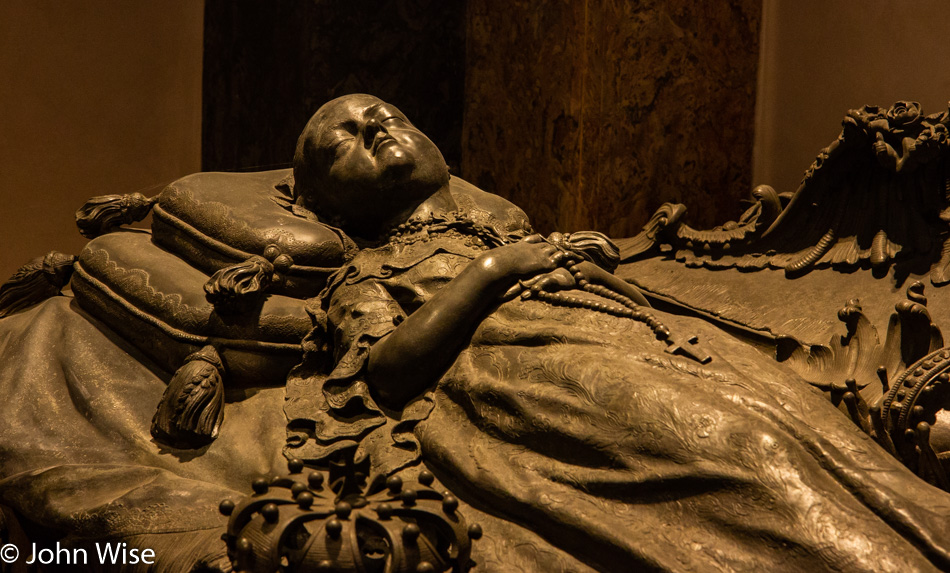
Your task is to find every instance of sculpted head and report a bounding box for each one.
[293,94,450,234]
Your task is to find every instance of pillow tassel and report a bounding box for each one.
[75,192,157,238]
[151,346,225,449]
[203,255,275,312]
[0,251,76,318]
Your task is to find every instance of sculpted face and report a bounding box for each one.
[294,94,449,233]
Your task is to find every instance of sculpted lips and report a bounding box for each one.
[372,134,396,155]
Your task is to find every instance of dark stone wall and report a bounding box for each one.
[203,1,761,235]
[202,0,466,173]
[462,0,762,235]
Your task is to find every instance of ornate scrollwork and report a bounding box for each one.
[778,281,950,490]
[617,184,786,264]
[620,101,950,280]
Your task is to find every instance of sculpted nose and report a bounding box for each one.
[363,117,383,147]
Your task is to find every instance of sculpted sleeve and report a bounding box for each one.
[284,274,432,482]
[326,280,408,379]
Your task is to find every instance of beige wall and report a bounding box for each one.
[754,0,950,196]
[0,1,203,281]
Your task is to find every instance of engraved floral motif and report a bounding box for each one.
[886,100,922,128]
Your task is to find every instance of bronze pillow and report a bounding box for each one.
[150,169,348,299]
[72,232,312,389]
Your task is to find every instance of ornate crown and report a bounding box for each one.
[220,458,481,573]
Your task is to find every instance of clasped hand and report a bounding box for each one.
[472,234,581,301]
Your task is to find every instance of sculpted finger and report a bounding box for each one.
[551,250,570,266]
[520,274,543,288]
[500,282,524,302]
[537,275,565,292]
[541,256,561,270]
[540,244,559,257]
[534,273,556,292]
[544,268,576,291]
[522,234,544,244]
[554,268,577,288]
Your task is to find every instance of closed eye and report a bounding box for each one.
[331,137,354,157]
[333,137,353,149]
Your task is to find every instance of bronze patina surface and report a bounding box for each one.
[0,95,948,572]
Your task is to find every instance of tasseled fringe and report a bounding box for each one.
[204,255,274,312]
[0,251,76,318]
[548,231,621,272]
[564,231,621,272]
[151,346,225,449]
[75,192,157,238]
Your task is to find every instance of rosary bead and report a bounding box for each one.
[530,268,677,349]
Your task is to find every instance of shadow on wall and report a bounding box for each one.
[0,1,204,282]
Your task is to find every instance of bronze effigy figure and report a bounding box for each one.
[0,94,949,572]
